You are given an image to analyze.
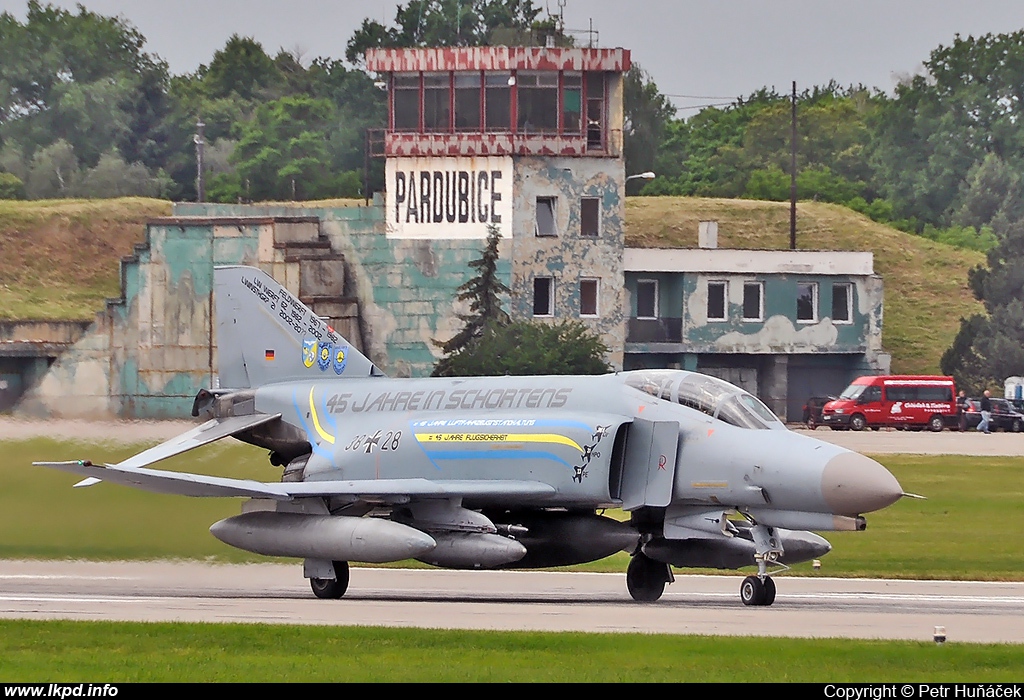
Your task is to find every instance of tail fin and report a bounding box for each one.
[214,265,382,388]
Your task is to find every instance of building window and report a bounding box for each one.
[533,277,554,317]
[393,73,420,131]
[742,282,763,321]
[484,72,511,130]
[707,281,727,321]
[636,279,658,319]
[562,72,583,133]
[422,73,450,132]
[454,72,481,131]
[536,197,557,236]
[517,71,559,133]
[832,283,852,323]
[581,198,599,237]
[580,278,599,317]
[797,282,818,323]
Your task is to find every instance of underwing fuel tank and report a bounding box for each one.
[490,511,640,569]
[210,512,436,563]
[417,532,527,569]
[642,529,832,570]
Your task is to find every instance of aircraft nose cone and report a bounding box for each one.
[821,452,903,515]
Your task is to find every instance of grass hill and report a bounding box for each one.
[626,197,985,374]
[0,197,984,374]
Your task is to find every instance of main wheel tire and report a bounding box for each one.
[740,575,766,606]
[850,414,867,431]
[310,560,350,599]
[929,415,944,432]
[626,553,668,602]
[762,576,777,606]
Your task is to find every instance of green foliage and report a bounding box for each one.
[623,65,674,192]
[437,320,611,376]
[0,171,23,199]
[433,224,510,376]
[345,0,545,64]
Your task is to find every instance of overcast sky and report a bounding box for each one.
[4,0,1024,114]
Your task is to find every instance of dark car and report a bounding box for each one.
[962,398,1024,432]
[801,396,835,430]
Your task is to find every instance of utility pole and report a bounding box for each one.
[194,118,206,203]
[790,81,797,250]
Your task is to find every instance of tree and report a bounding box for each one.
[346,0,546,64]
[622,65,674,193]
[432,224,510,376]
[437,320,611,376]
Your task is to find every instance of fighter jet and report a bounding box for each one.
[37,266,908,606]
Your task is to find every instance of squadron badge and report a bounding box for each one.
[302,339,317,368]
[318,341,333,371]
[333,345,348,375]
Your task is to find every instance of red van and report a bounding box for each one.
[819,375,956,432]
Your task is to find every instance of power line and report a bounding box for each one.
[663,93,736,100]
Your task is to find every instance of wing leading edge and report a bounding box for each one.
[34,460,558,502]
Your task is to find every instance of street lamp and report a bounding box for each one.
[625,171,655,182]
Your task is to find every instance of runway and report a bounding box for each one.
[3,559,1024,643]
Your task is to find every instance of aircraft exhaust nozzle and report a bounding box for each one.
[821,452,903,516]
[417,532,527,569]
[210,512,436,563]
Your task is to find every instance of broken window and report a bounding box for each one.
[580,278,599,317]
[535,196,557,236]
[533,277,554,316]
[742,282,763,321]
[832,283,852,323]
[797,282,818,323]
[707,281,727,321]
[581,197,599,237]
[636,279,657,319]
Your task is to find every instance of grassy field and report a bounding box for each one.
[2,619,1022,682]
[0,196,984,373]
[4,437,1024,580]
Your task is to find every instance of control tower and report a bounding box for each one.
[366,46,631,367]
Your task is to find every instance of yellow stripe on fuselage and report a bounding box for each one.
[414,433,583,452]
[308,387,335,444]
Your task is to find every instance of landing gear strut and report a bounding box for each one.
[739,522,783,606]
[310,560,350,599]
[626,551,673,602]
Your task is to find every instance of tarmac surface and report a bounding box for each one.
[3,559,1024,642]
[3,418,1023,641]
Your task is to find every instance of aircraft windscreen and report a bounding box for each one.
[625,371,781,429]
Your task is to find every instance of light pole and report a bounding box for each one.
[194,118,206,203]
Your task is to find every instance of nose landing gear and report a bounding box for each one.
[740,574,776,606]
[740,522,784,606]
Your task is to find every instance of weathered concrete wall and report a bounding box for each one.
[508,156,626,368]
[174,202,509,379]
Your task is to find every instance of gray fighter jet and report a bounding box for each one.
[37,266,908,606]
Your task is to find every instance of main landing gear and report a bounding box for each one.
[309,560,350,599]
[740,575,776,606]
[626,551,674,602]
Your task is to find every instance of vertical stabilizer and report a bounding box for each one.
[214,265,382,388]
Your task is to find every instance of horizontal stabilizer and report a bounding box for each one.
[34,460,557,502]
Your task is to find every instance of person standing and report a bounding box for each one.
[956,390,968,431]
[978,390,993,434]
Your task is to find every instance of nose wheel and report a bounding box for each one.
[740,575,776,606]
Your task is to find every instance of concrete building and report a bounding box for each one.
[7,44,889,422]
[622,236,889,420]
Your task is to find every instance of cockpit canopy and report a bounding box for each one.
[623,370,783,430]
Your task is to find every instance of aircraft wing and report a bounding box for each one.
[33,460,558,502]
[68,413,282,488]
